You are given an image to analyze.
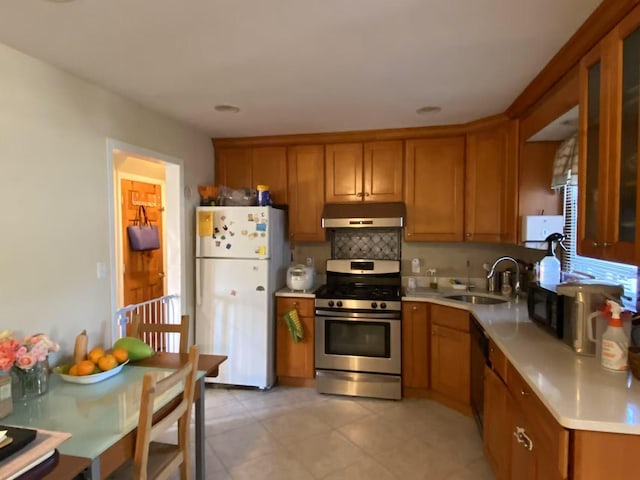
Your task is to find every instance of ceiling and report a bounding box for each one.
[0,0,601,138]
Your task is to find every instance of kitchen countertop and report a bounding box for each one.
[275,285,640,434]
[275,285,322,298]
[405,287,640,435]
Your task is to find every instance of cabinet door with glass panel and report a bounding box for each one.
[578,6,640,264]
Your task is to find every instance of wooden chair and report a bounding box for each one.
[112,345,200,480]
[129,314,190,354]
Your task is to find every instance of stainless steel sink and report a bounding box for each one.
[443,294,508,305]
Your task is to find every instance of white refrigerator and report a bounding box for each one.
[195,206,288,388]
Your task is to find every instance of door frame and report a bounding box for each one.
[107,138,185,344]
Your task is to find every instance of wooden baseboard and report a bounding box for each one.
[276,376,315,387]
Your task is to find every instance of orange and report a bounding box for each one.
[112,348,129,364]
[77,360,96,376]
[68,364,79,376]
[98,354,118,372]
[88,347,105,364]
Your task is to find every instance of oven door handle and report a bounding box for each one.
[315,310,400,320]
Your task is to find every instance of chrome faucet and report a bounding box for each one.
[487,256,520,296]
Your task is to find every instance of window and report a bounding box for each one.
[563,185,638,311]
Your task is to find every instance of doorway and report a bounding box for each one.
[107,139,185,344]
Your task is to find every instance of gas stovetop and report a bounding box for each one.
[315,259,401,312]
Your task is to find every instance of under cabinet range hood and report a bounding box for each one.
[321,202,405,228]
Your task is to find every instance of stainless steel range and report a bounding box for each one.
[314,259,402,400]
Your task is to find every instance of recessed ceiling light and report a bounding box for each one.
[214,104,241,113]
[416,106,442,115]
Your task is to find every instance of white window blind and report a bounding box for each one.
[563,185,638,311]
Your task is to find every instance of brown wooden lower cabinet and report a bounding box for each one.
[507,390,566,480]
[573,429,640,480]
[430,304,470,413]
[484,342,569,480]
[483,366,510,480]
[401,301,430,393]
[275,297,315,385]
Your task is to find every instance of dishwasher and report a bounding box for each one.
[470,316,490,434]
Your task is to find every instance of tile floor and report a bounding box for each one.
[178,385,495,480]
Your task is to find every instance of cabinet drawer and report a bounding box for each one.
[276,297,315,317]
[489,339,508,382]
[431,304,469,332]
[507,363,569,478]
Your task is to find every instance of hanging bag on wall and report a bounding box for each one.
[127,206,160,251]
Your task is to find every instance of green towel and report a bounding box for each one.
[283,309,304,343]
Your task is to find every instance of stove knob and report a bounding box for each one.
[336,301,343,308]
[371,302,378,309]
[380,302,387,309]
[328,301,334,307]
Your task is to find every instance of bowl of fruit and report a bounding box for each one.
[53,331,132,384]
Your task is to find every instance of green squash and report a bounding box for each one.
[113,337,155,361]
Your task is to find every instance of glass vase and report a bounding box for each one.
[11,360,48,401]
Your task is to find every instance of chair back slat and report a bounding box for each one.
[131,314,190,353]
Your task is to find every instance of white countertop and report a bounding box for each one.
[404,288,640,435]
[275,285,322,298]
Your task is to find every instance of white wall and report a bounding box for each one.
[0,43,213,362]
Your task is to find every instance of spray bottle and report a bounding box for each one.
[539,233,564,286]
[601,299,629,372]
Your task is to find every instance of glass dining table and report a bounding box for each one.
[3,352,227,480]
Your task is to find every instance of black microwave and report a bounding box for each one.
[527,283,564,339]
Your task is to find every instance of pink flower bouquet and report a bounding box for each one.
[0,332,60,371]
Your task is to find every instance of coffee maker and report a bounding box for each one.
[556,281,624,356]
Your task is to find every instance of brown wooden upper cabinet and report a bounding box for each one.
[465,121,518,243]
[287,145,326,242]
[325,140,403,202]
[215,146,288,205]
[404,136,465,242]
[578,5,640,264]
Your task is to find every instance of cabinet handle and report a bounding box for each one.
[365,192,370,197]
[520,388,530,397]
[602,241,612,247]
[465,233,472,238]
[513,426,534,451]
[412,306,418,310]
[356,192,363,197]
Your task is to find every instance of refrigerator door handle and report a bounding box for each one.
[196,260,202,306]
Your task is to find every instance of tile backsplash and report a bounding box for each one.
[332,229,401,260]
[292,240,546,276]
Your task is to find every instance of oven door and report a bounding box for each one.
[315,311,401,375]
